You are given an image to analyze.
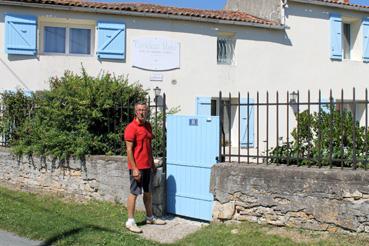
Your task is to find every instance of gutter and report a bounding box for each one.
[290,0,369,13]
[0,0,285,30]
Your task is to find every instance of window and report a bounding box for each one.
[330,14,361,61]
[217,37,235,65]
[336,100,365,122]
[343,23,351,60]
[44,27,66,53]
[42,24,93,55]
[70,28,91,54]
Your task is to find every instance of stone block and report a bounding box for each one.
[212,201,235,220]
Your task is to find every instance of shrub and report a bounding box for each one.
[6,68,147,159]
[0,90,35,145]
[270,108,369,168]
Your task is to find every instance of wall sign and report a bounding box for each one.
[150,74,164,81]
[189,119,198,126]
[132,37,180,71]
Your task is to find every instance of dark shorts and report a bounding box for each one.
[129,168,152,196]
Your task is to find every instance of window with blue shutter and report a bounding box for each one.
[97,21,126,60]
[5,14,37,55]
[196,97,211,116]
[330,13,342,60]
[363,17,369,62]
[240,98,254,147]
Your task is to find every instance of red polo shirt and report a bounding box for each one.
[124,119,153,170]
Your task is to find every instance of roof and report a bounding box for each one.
[293,0,369,10]
[1,0,281,28]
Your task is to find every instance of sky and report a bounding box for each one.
[351,0,369,5]
[92,0,227,10]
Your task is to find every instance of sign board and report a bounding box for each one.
[132,37,180,71]
[150,74,164,81]
[189,119,198,126]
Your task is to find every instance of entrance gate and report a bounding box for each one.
[166,115,219,221]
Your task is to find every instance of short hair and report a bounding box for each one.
[134,100,147,107]
[134,101,148,112]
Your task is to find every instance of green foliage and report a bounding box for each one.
[270,108,369,168]
[150,106,180,158]
[3,68,147,159]
[0,90,36,145]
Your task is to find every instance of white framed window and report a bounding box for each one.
[343,23,351,59]
[342,17,361,61]
[40,21,94,56]
[217,37,236,65]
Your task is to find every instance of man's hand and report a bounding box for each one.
[132,168,141,181]
[152,165,157,174]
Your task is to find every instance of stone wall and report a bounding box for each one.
[210,163,369,233]
[0,147,165,216]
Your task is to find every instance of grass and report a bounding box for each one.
[1,186,369,245]
[0,186,156,246]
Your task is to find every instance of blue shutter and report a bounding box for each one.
[5,14,37,55]
[240,98,254,147]
[196,97,211,116]
[363,17,369,62]
[97,21,126,60]
[330,13,342,60]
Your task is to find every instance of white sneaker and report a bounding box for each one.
[146,216,166,225]
[125,221,143,233]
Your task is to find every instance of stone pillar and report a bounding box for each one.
[152,167,166,217]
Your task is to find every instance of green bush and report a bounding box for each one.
[270,108,369,168]
[5,68,147,159]
[150,106,179,158]
[0,90,35,145]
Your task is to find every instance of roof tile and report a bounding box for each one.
[6,0,280,26]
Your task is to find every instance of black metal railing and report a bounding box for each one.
[219,88,369,169]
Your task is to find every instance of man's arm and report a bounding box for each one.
[126,141,141,181]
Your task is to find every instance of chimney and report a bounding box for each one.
[224,0,282,23]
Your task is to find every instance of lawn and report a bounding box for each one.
[0,186,368,246]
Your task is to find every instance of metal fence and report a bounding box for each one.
[218,88,369,169]
[0,94,167,169]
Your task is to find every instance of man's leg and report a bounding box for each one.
[125,171,143,233]
[142,169,166,225]
[127,193,137,219]
[143,192,153,218]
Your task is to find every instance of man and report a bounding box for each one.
[124,101,166,233]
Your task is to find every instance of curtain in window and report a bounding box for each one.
[70,28,91,54]
[44,26,66,53]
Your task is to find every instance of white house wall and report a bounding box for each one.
[1,3,369,152]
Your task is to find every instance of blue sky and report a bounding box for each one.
[351,0,369,5]
[92,0,227,10]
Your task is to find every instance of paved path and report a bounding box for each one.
[140,215,208,244]
[0,216,206,245]
[0,230,40,246]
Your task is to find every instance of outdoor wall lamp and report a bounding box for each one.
[153,86,161,104]
[289,91,299,115]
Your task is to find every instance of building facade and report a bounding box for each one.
[1,0,369,148]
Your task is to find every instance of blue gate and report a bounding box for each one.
[166,115,219,221]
